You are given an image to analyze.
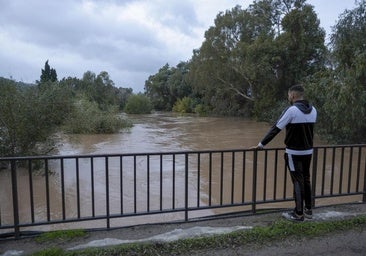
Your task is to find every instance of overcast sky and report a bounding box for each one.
[0,0,358,92]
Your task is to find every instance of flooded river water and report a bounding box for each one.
[3,112,351,233]
[58,112,293,155]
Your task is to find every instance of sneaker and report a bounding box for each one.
[282,211,304,222]
[304,208,313,219]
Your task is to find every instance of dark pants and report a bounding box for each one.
[285,153,312,215]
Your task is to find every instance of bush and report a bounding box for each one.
[172,97,193,113]
[63,97,131,134]
[0,78,72,156]
[124,94,152,114]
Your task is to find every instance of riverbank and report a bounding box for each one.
[1,203,366,255]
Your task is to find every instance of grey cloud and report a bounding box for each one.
[0,0,160,49]
[149,1,199,35]
[0,0,166,74]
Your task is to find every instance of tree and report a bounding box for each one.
[144,64,172,110]
[330,0,366,85]
[168,62,192,102]
[252,0,327,120]
[307,1,366,143]
[115,87,133,111]
[188,5,259,115]
[186,0,326,118]
[276,2,327,88]
[144,63,192,111]
[0,78,72,156]
[58,73,134,134]
[124,94,153,114]
[78,71,124,111]
[40,60,57,83]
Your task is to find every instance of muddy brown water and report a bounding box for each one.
[1,112,362,233]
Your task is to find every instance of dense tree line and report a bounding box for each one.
[0,63,134,157]
[144,0,366,143]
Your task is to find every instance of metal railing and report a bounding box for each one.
[0,144,365,238]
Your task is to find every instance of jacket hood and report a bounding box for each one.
[293,100,313,114]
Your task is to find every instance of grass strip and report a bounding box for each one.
[31,215,366,256]
[35,229,86,243]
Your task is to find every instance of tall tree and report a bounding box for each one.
[189,6,259,115]
[40,60,57,83]
[331,0,366,85]
[187,0,326,118]
[145,62,192,111]
[144,64,173,110]
[307,0,366,143]
[276,2,326,88]
[95,71,117,110]
[168,61,192,102]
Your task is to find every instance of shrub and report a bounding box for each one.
[63,97,131,134]
[172,97,193,113]
[0,78,72,156]
[124,94,153,114]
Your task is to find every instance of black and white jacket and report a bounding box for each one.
[258,100,317,155]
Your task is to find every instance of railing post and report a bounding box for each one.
[185,153,189,221]
[252,150,257,214]
[311,148,318,208]
[105,157,110,229]
[10,160,20,238]
[363,146,366,203]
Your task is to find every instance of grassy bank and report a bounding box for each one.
[31,215,366,256]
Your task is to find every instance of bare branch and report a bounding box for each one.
[216,77,254,101]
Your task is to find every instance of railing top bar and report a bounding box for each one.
[0,148,277,160]
[314,144,366,149]
[0,144,365,161]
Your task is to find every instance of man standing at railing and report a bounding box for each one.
[252,84,317,221]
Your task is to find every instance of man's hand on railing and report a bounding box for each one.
[250,143,264,150]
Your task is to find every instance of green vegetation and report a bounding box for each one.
[172,97,193,114]
[39,60,57,84]
[305,2,366,143]
[0,62,134,157]
[35,229,86,243]
[0,77,73,156]
[31,230,86,256]
[145,62,192,111]
[32,248,64,256]
[63,97,131,134]
[30,214,366,255]
[124,94,153,114]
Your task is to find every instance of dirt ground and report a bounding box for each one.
[1,203,366,255]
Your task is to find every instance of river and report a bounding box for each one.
[58,112,305,155]
[1,112,331,232]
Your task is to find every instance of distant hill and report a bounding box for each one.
[0,76,35,87]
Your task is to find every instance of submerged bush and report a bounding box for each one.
[63,97,131,134]
[124,94,153,114]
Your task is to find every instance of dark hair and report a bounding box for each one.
[289,84,304,93]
